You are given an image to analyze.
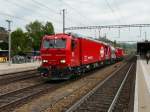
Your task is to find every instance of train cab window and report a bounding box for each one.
[43,39,66,49]
[43,40,52,48]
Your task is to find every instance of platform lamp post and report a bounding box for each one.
[6,20,12,66]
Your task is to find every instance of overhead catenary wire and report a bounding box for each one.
[59,0,93,26]
[105,0,122,24]
[65,14,87,27]
[4,0,57,20]
[30,0,89,27]
[31,0,59,15]
[2,0,61,24]
[65,24,150,30]
[30,0,62,24]
[0,11,61,27]
[112,0,127,24]
[0,12,30,22]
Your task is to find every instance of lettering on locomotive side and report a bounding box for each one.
[88,56,93,60]
[72,52,75,57]
[84,55,88,61]
[100,47,105,58]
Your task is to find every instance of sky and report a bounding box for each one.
[0,0,150,42]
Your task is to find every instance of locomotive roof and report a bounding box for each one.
[66,32,109,46]
[43,33,116,48]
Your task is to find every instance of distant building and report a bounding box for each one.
[0,27,8,43]
[0,27,8,50]
[137,41,150,57]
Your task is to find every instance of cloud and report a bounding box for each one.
[0,0,150,41]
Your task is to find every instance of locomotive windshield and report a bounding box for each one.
[43,39,66,48]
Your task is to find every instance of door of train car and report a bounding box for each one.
[70,37,81,67]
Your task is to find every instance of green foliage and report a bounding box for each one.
[0,27,8,50]
[26,20,55,51]
[119,43,136,54]
[11,20,55,55]
[11,28,31,55]
[43,22,55,35]
[0,42,8,50]
[0,27,6,32]
[26,20,44,51]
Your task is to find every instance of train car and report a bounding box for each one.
[103,44,111,64]
[79,37,106,67]
[115,47,124,61]
[38,33,107,80]
[110,45,116,63]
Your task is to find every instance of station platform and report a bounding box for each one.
[134,57,150,112]
[0,61,41,75]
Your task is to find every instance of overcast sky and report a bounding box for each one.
[0,0,150,42]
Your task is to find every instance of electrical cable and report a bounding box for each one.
[105,0,122,24]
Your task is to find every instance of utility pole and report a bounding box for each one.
[144,32,147,41]
[98,28,101,40]
[104,33,107,39]
[118,27,120,38]
[6,20,12,66]
[62,9,65,33]
[94,30,97,38]
[139,27,142,38]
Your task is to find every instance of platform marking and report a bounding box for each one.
[134,60,139,112]
[140,60,150,94]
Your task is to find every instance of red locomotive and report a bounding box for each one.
[38,33,124,80]
[115,47,124,61]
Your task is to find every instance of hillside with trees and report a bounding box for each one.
[97,36,136,54]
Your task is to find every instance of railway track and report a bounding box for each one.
[0,82,61,112]
[112,60,136,112]
[0,70,40,85]
[0,56,133,112]
[0,62,124,112]
[66,57,136,112]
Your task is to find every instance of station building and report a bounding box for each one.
[0,27,8,50]
[137,41,150,58]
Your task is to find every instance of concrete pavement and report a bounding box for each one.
[134,59,150,112]
[0,61,41,75]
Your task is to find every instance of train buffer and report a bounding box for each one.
[134,56,150,112]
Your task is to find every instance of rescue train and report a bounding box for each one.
[38,33,124,80]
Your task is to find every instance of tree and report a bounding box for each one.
[0,42,8,50]
[43,22,55,35]
[0,27,8,50]
[11,28,31,55]
[26,20,44,51]
[26,20,55,51]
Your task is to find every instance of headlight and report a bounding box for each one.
[60,59,66,63]
[42,60,48,63]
